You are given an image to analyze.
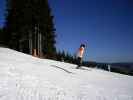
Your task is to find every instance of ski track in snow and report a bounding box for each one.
[0,47,133,100]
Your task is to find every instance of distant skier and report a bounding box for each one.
[76,44,85,69]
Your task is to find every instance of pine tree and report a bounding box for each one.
[4,0,56,58]
[0,28,4,45]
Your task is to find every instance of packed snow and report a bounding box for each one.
[0,47,133,100]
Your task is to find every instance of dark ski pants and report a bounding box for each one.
[76,57,82,69]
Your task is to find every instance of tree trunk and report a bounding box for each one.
[40,33,42,57]
[33,26,37,57]
[29,32,32,55]
[38,32,40,57]
[19,40,23,52]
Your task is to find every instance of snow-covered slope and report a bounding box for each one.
[0,47,133,100]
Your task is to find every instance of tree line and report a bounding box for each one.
[56,50,77,63]
[0,0,77,63]
[1,0,56,57]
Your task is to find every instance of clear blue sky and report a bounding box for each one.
[0,0,133,63]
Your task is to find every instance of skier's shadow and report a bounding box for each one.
[79,67,91,71]
[51,65,73,74]
[71,67,91,71]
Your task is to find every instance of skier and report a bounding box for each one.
[76,44,85,69]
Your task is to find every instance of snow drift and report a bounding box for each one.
[0,47,133,100]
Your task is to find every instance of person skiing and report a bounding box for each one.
[76,44,85,69]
